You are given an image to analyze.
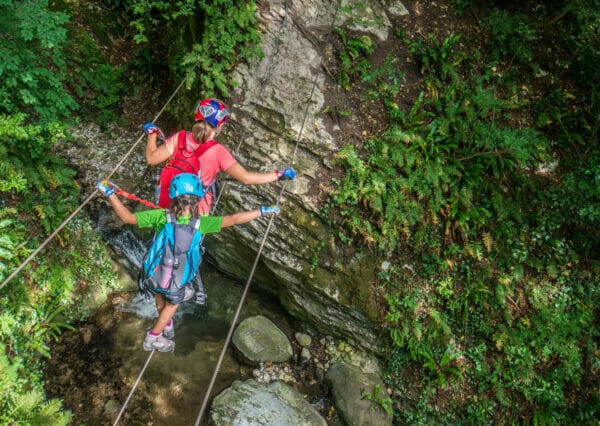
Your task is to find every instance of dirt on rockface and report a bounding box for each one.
[311,1,484,202]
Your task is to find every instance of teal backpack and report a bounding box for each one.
[138,213,202,296]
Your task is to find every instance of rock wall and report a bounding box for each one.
[206,0,396,353]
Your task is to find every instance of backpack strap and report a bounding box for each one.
[165,131,199,174]
[189,216,201,231]
[176,130,188,151]
[195,139,218,157]
[167,212,176,224]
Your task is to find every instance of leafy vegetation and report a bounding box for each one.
[1,0,266,421]
[108,0,262,123]
[0,1,124,422]
[328,1,599,423]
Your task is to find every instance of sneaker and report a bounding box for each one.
[163,320,174,339]
[143,332,175,352]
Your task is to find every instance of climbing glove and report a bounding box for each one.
[260,205,280,217]
[142,122,164,139]
[96,181,115,197]
[275,168,296,181]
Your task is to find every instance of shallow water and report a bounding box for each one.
[45,265,299,425]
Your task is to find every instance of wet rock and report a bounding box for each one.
[301,347,311,361]
[324,361,392,426]
[103,399,120,415]
[295,332,312,346]
[232,315,293,363]
[210,379,327,425]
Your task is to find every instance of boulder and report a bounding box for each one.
[324,361,393,426]
[210,379,326,425]
[232,315,293,363]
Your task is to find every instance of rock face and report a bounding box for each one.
[64,0,410,354]
[232,315,293,363]
[210,379,327,426]
[204,0,402,354]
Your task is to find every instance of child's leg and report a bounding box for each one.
[154,293,166,313]
[151,302,178,335]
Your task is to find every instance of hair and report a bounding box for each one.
[168,195,201,217]
[191,121,218,143]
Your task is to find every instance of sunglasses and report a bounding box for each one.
[179,197,198,206]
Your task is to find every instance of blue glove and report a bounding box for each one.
[260,205,280,217]
[276,168,296,181]
[96,181,115,197]
[143,122,164,139]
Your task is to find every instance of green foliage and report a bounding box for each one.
[419,344,462,387]
[0,209,30,283]
[483,10,539,66]
[183,1,262,96]
[0,216,119,423]
[0,2,125,423]
[361,384,394,415]
[0,113,78,233]
[119,0,262,121]
[64,29,126,126]
[0,352,72,425]
[329,10,600,422]
[335,27,375,90]
[0,0,77,123]
[410,32,468,82]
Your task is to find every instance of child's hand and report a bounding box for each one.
[143,122,164,139]
[260,205,280,217]
[276,168,296,181]
[96,181,115,197]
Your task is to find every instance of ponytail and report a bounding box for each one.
[192,121,214,143]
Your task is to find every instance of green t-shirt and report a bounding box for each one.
[135,209,223,234]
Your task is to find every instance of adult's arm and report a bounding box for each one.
[145,134,171,165]
[225,162,278,185]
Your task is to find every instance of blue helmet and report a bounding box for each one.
[169,173,204,199]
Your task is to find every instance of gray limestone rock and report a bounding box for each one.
[210,379,327,425]
[325,361,393,426]
[232,315,293,363]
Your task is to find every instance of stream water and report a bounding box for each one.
[44,262,325,425]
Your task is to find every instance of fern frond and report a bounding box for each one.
[482,232,494,253]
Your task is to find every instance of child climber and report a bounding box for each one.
[143,97,296,213]
[96,173,280,352]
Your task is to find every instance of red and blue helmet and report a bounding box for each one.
[194,98,229,127]
[169,173,204,199]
